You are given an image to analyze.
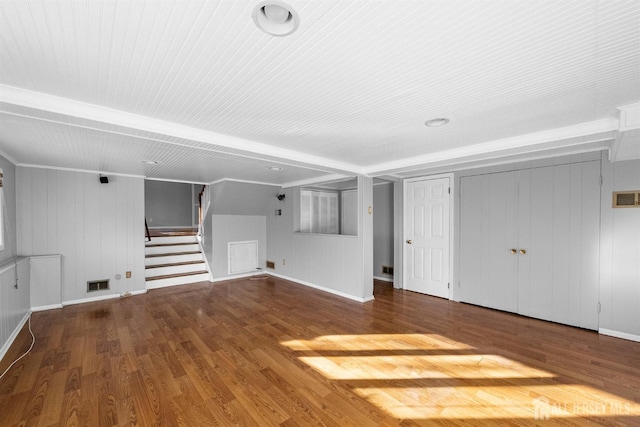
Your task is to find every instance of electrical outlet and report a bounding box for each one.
[282,259,286,266]
[126,271,132,278]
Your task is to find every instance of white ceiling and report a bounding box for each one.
[0,0,639,186]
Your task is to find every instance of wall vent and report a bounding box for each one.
[382,265,394,275]
[613,191,640,208]
[87,279,110,292]
[266,260,275,269]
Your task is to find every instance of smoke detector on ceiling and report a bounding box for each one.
[253,1,299,36]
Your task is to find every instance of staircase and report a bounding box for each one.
[145,232,210,289]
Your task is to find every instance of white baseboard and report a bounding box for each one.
[373,276,394,283]
[599,328,640,343]
[63,293,122,306]
[267,271,374,303]
[31,303,63,312]
[0,311,31,363]
[63,289,147,306]
[210,271,263,283]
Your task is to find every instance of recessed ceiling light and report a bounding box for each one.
[252,1,299,37]
[142,160,159,165]
[425,118,450,127]
[268,166,283,171]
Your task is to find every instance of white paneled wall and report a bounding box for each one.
[600,158,640,341]
[0,258,30,361]
[267,176,374,302]
[30,255,62,310]
[17,167,146,302]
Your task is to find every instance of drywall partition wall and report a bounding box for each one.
[17,167,146,303]
[373,182,394,280]
[599,158,640,341]
[210,215,266,279]
[210,180,277,215]
[267,176,374,302]
[144,180,193,227]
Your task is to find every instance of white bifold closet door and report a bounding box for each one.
[459,160,601,330]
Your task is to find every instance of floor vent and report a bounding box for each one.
[87,279,110,292]
[382,265,394,275]
[266,260,275,269]
[613,191,639,208]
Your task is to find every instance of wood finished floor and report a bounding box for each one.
[1,278,639,426]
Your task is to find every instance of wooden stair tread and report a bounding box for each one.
[146,270,209,281]
[146,260,205,269]
[145,251,201,258]
[146,242,197,248]
[146,227,198,237]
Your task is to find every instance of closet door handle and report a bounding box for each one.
[406,240,413,245]
[519,249,527,255]
[510,249,517,254]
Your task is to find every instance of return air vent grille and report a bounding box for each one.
[612,191,640,208]
[87,279,109,292]
[266,260,275,269]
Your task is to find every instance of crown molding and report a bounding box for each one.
[208,178,282,187]
[17,163,146,179]
[145,176,209,185]
[618,102,640,132]
[365,119,618,176]
[0,147,18,165]
[0,85,363,176]
[281,173,354,189]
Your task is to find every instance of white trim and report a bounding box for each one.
[365,122,617,176]
[0,147,18,165]
[599,328,640,343]
[402,173,454,300]
[198,239,214,282]
[617,102,640,132]
[63,293,122,306]
[31,304,63,312]
[267,271,374,303]
[373,276,394,282]
[0,257,29,275]
[0,84,361,175]
[0,311,31,363]
[282,173,354,189]
[145,176,208,185]
[392,144,611,178]
[209,177,282,187]
[210,271,263,283]
[17,163,145,179]
[128,289,148,297]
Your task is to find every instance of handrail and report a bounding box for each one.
[145,218,151,242]
[198,185,206,237]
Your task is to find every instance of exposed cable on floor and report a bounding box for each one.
[0,313,35,381]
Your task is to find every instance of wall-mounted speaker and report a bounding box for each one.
[99,175,109,184]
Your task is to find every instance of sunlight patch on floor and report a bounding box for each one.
[281,334,640,421]
[298,354,554,380]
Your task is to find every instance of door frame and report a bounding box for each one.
[402,173,455,299]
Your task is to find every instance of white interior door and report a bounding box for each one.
[404,177,450,298]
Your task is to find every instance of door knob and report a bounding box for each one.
[406,239,413,244]
[510,248,517,254]
[519,249,526,255]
